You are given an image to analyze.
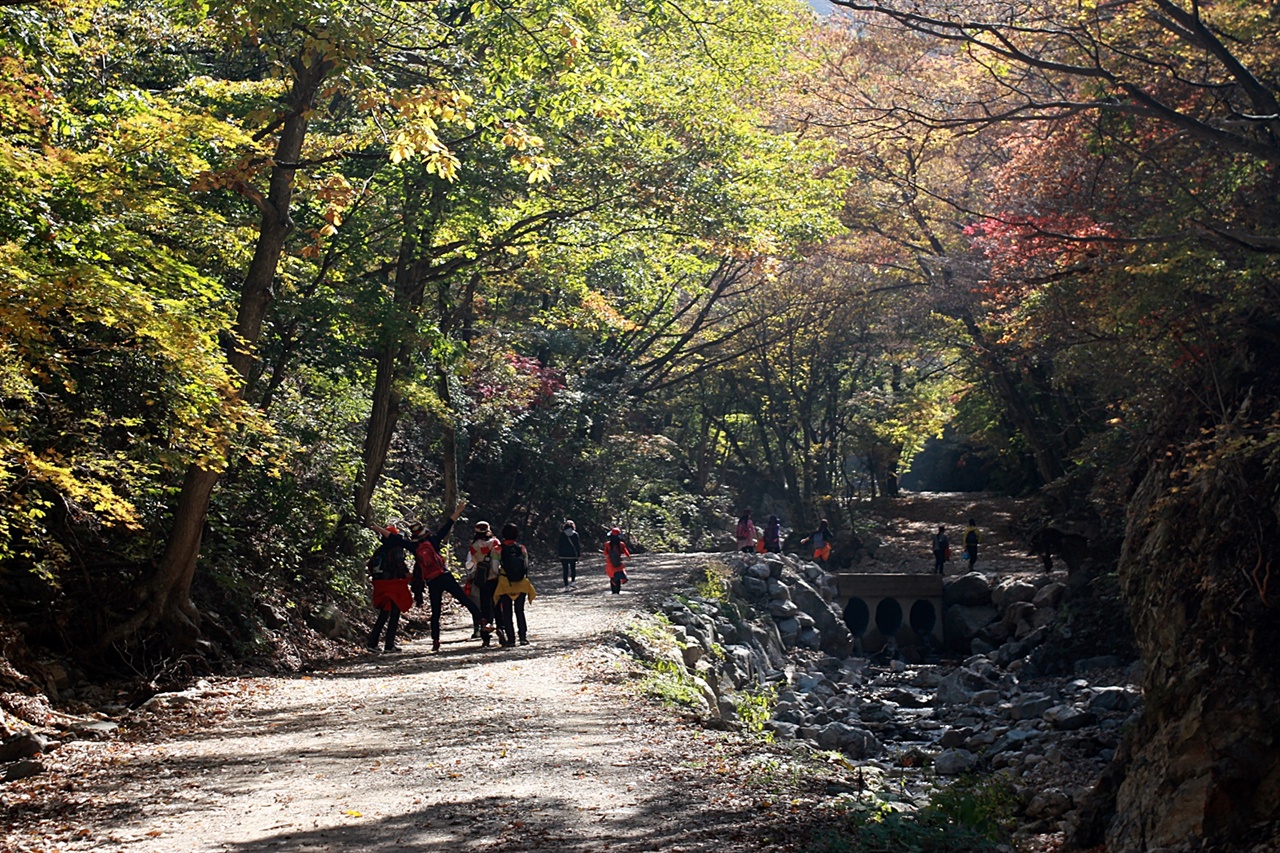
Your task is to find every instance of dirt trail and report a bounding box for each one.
[4,492,1051,853]
[4,554,796,853]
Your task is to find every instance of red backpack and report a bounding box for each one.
[414,539,448,582]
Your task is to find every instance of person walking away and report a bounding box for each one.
[494,523,537,646]
[365,522,415,652]
[411,501,490,652]
[931,525,950,575]
[468,521,501,647]
[763,515,783,554]
[735,509,757,553]
[801,519,834,569]
[604,527,631,594]
[558,520,582,588]
[963,519,981,570]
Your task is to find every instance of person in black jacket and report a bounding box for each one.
[409,500,490,652]
[365,522,417,652]
[557,520,582,588]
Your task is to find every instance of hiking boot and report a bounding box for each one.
[384,645,400,653]
[431,640,441,652]
[519,638,529,646]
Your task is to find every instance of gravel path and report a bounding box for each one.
[4,554,814,853]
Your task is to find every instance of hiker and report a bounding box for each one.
[604,527,631,594]
[735,509,757,552]
[962,519,981,570]
[558,519,582,588]
[801,519,833,569]
[364,522,416,652]
[411,500,491,652]
[931,525,950,575]
[468,521,501,646]
[763,514,783,554]
[494,522,537,647]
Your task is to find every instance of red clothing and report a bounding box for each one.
[604,540,631,577]
[372,578,412,612]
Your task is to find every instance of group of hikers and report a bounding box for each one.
[366,504,981,653]
[931,519,981,574]
[735,508,835,568]
[364,504,632,653]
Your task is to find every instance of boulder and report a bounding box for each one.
[1044,704,1098,731]
[813,722,883,758]
[934,748,980,775]
[944,572,993,607]
[1012,693,1057,721]
[1032,581,1067,609]
[994,578,1038,609]
[944,604,998,645]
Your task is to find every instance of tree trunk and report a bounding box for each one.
[110,55,334,647]
[353,344,405,522]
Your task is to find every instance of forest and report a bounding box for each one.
[1,0,1278,849]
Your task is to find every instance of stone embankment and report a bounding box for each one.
[620,550,1140,838]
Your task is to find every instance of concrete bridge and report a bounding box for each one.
[834,573,944,649]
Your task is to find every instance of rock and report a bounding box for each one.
[681,644,705,668]
[306,603,348,640]
[258,602,287,630]
[938,727,972,749]
[767,720,800,739]
[944,604,998,645]
[1012,693,1057,720]
[775,617,800,646]
[0,731,52,762]
[3,759,44,782]
[935,666,997,705]
[768,599,800,618]
[813,722,883,758]
[1044,704,1098,731]
[1088,686,1141,715]
[742,577,768,598]
[934,748,980,775]
[1026,787,1074,820]
[944,572,993,607]
[1032,582,1067,608]
[1003,601,1037,636]
[766,578,791,601]
[994,578,1038,609]
[745,563,772,580]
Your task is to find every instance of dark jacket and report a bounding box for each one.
[557,528,581,559]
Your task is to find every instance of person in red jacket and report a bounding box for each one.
[410,500,491,652]
[604,528,631,595]
[364,523,416,652]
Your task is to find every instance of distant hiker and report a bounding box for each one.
[558,519,582,588]
[468,521,501,647]
[763,515,783,554]
[365,522,416,652]
[604,527,631,594]
[932,525,950,575]
[735,509,757,553]
[801,519,833,569]
[411,500,490,652]
[494,522,537,647]
[963,519,981,570]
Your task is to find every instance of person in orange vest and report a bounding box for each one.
[801,518,833,569]
[604,527,631,594]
